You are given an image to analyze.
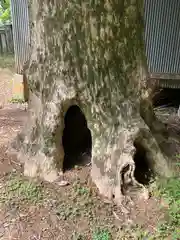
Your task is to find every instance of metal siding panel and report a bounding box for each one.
[144,0,180,74]
[10,0,30,73]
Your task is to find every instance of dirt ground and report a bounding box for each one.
[0,68,176,240]
[0,68,14,108]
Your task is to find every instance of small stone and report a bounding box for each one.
[56,180,69,186]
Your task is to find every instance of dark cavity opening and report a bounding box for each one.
[133,141,154,185]
[62,105,92,171]
[153,88,180,108]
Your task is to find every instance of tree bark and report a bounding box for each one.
[11,0,172,204]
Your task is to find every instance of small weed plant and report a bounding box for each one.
[154,177,180,239]
[0,176,43,204]
[93,229,111,240]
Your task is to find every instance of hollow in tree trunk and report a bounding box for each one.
[11,0,172,204]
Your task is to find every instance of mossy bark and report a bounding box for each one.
[12,0,172,203]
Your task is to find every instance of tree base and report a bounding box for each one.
[91,121,171,204]
[20,152,59,182]
[9,101,172,205]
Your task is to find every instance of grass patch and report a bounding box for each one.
[0,175,44,205]
[71,228,112,240]
[73,181,90,196]
[115,226,151,240]
[153,177,180,239]
[113,177,180,239]
[56,180,95,221]
[1,173,177,239]
[92,229,112,240]
[9,97,25,104]
[0,54,14,69]
[56,202,82,220]
[55,180,116,238]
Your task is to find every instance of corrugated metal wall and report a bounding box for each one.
[10,0,30,73]
[144,0,180,74]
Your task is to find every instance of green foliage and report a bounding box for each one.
[10,97,25,104]
[0,0,11,23]
[154,177,180,239]
[0,0,9,9]
[73,181,90,196]
[92,229,111,240]
[56,203,81,220]
[0,176,44,204]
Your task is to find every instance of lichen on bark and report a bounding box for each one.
[11,0,172,204]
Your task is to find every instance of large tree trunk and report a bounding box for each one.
[12,0,172,204]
